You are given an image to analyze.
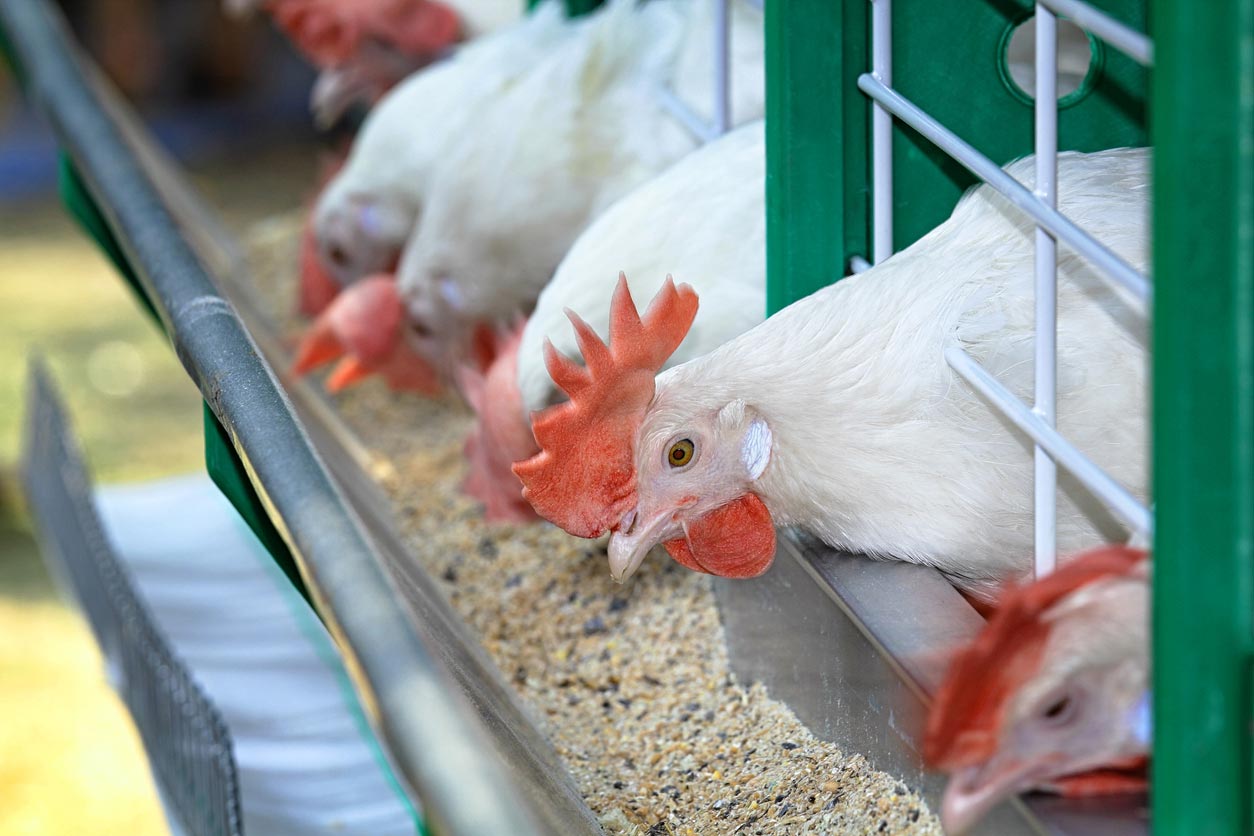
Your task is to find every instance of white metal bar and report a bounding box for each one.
[849,255,873,274]
[712,0,731,135]
[1037,0,1153,65]
[857,74,1151,303]
[871,0,893,264]
[946,347,1153,538]
[1033,5,1059,577]
[656,86,721,143]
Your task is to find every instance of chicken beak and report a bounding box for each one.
[608,509,678,583]
[940,760,1040,834]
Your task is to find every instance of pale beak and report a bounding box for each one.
[941,760,1040,834]
[607,509,680,583]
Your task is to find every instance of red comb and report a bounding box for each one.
[512,274,699,538]
[924,546,1149,769]
[270,0,461,68]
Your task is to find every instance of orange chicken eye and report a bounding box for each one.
[667,439,695,468]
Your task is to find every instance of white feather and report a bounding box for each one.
[518,120,767,411]
[649,147,1150,594]
[313,1,579,282]
[396,0,765,329]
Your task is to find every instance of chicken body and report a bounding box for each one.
[925,546,1149,833]
[311,2,578,287]
[517,147,1149,595]
[464,121,766,520]
[397,0,765,362]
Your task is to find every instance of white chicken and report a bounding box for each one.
[460,121,766,521]
[310,1,579,288]
[397,0,765,379]
[925,545,1150,834]
[226,0,523,126]
[514,147,1149,596]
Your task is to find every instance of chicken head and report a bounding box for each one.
[292,274,443,394]
[924,545,1150,834]
[513,274,777,583]
[458,319,541,523]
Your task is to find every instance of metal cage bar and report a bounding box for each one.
[1033,4,1060,576]
[656,0,739,143]
[857,75,1151,302]
[1151,0,1254,831]
[870,0,893,265]
[1037,0,1154,64]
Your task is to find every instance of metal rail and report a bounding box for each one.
[0,2,554,833]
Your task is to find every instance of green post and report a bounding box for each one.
[1152,0,1254,832]
[764,0,867,315]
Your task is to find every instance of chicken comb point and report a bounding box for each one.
[513,274,700,538]
[924,546,1149,769]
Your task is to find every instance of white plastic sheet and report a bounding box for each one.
[96,474,422,836]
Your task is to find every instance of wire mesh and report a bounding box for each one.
[856,0,1153,562]
[20,361,244,836]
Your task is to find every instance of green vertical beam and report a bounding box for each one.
[765,0,868,315]
[1152,0,1254,832]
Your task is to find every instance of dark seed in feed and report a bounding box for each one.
[583,615,607,635]
[780,741,798,750]
[441,566,458,583]
[608,596,629,613]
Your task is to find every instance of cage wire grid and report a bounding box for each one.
[21,363,244,836]
[856,0,1154,578]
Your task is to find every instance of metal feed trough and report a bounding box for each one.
[7,0,1252,833]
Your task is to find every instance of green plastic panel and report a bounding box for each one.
[765,0,866,315]
[527,0,601,16]
[766,0,1148,313]
[1151,0,1254,831]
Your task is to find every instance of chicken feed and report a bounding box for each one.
[244,214,942,836]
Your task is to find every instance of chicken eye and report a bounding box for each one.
[667,439,695,468]
[1040,693,1076,726]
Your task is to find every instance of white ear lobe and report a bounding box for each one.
[740,418,772,481]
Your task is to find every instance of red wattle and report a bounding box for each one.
[663,493,776,579]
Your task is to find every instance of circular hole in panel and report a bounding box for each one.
[1000,16,1101,107]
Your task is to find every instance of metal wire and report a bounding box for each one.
[871,0,893,265]
[1037,0,1153,65]
[946,348,1153,537]
[22,362,244,836]
[857,1,1154,566]
[857,74,1152,303]
[656,0,742,142]
[1033,4,1060,576]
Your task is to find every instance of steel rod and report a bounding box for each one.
[1033,4,1059,576]
[656,84,721,143]
[946,347,1153,538]
[713,0,732,135]
[871,0,893,264]
[857,74,1152,303]
[1037,0,1153,65]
